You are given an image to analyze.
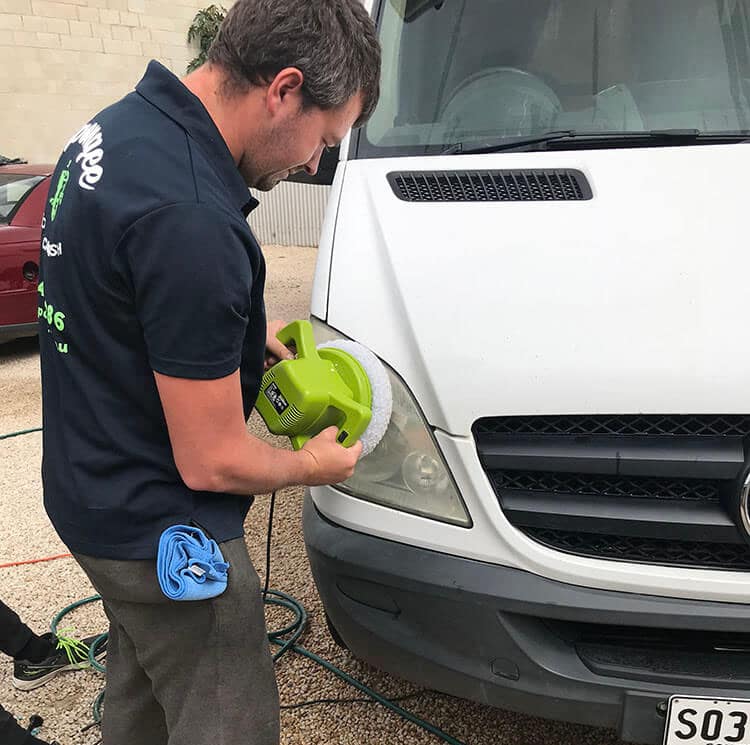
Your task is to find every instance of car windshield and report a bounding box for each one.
[0,175,43,223]
[363,0,750,155]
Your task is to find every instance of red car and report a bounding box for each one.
[0,163,52,343]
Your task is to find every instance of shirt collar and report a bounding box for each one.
[135,60,259,217]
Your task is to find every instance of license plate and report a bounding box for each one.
[664,697,750,745]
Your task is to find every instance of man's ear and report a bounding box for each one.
[266,67,305,117]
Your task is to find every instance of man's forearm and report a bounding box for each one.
[183,431,314,495]
[155,372,357,492]
[218,434,316,494]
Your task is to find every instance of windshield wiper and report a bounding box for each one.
[441,130,577,155]
[442,129,750,155]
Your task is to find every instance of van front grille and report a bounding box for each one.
[527,528,750,571]
[545,618,750,686]
[473,415,750,571]
[388,170,592,202]
[474,414,750,437]
[491,471,720,503]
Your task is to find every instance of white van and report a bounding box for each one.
[300,2,750,743]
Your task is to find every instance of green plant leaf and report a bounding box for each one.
[187,4,226,73]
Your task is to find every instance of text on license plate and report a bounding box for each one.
[665,697,750,745]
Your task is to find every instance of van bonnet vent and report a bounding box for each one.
[388,170,592,202]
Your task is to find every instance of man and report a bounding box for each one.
[37,1,381,743]
[0,598,104,744]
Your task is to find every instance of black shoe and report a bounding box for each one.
[13,632,107,691]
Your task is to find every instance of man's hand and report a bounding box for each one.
[301,427,363,485]
[265,319,295,370]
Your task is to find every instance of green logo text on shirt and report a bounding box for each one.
[49,160,71,221]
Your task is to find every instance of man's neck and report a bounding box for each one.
[182,65,253,165]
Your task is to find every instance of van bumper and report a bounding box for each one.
[303,492,750,744]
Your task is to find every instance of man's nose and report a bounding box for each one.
[304,147,324,176]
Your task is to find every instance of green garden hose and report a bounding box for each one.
[2,426,468,745]
[52,590,466,745]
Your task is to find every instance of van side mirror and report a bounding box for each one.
[286,145,339,186]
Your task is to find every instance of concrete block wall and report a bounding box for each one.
[0,0,212,163]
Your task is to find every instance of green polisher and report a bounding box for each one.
[256,320,392,456]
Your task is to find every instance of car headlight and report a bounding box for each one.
[311,317,471,527]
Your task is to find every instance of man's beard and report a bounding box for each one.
[238,117,306,191]
[247,164,308,191]
[237,156,292,191]
[252,171,288,191]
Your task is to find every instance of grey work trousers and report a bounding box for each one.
[74,538,280,745]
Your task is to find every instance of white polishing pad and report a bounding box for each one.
[318,340,392,457]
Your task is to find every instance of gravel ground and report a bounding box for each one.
[0,244,621,745]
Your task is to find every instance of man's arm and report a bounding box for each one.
[155,370,361,494]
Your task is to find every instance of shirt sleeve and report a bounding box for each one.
[120,202,254,379]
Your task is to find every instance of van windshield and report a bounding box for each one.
[363,0,750,155]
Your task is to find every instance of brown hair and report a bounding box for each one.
[208,0,381,127]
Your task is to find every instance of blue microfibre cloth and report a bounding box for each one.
[157,525,230,601]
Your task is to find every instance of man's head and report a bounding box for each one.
[202,0,381,191]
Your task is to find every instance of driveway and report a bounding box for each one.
[0,245,619,745]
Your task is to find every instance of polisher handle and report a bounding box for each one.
[289,391,370,452]
[275,320,319,361]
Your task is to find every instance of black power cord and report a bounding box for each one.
[260,491,451,717]
[263,490,277,600]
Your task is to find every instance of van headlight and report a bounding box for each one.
[311,317,471,527]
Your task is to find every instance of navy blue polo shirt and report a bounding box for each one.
[38,61,267,560]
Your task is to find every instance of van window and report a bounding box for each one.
[363,0,750,155]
